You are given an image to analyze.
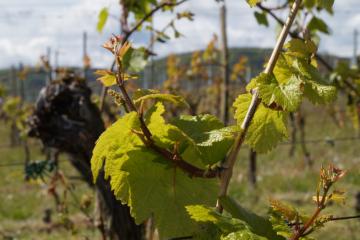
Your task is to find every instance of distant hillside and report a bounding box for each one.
[0,47,342,102]
[139,47,340,87]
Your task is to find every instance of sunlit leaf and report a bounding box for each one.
[97,7,109,33]
[134,93,189,108]
[233,93,288,153]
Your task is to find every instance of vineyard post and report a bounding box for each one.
[17,62,30,172]
[289,112,297,156]
[10,66,18,147]
[248,148,257,188]
[83,31,88,80]
[149,18,155,88]
[10,65,17,97]
[54,50,59,79]
[298,111,312,167]
[219,0,230,125]
[46,46,52,83]
[351,29,358,68]
[10,65,18,147]
[18,63,25,102]
[217,0,303,211]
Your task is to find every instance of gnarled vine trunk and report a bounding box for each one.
[28,75,142,240]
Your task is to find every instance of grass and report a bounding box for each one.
[229,101,360,240]
[0,99,360,239]
[0,125,99,239]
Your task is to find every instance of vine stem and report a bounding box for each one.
[115,60,219,179]
[289,186,329,240]
[330,215,360,221]
[122,0,189,44]
[288,214,360,227]
[216,0,303,211]
[99,0,189,112]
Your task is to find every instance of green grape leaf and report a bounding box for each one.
[269,199,299,222]
[95,70,117,87]
[233,94,288,153]
[276,55,337,105]
[307,16,330,34]
[273,54,296,85]
[94,70,137,87]
[304,80,337,104]
[144,102,191,151]
[252,73,303,112]
[91,111,141,182]
[187,205,219,223]
[92,103,219,239]
[133,88,160,100]
[187,205,269,240]
[171,115,236,165]
[128,47,148,72]
[221,230,268,240]
[327,190,346,205]
[143,102,204,170]
[304,0,316,9]
[284,39,317,58]
[269,211,293,239]
[220,196,285,240]
[121,46,147,72]
[246,0,262,7]
[295,60,337,104]
[135,93,190,108]
[97,7,109,33]
[125,0,157,22]
[186,205,245,234]
[171,114,224,132]
[317,0,334,13]
[254,11,268,27]
[121,148,218,239]
[245,78,257,93]
[192,224,223,240]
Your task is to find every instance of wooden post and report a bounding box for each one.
[18,63,25,102]
[351,29,358,68]
[10,65,19,147]
[248,148,257,188]
[46,47,52,84]
[297,111,312,167]
[83,31,88,80]
[149,19,155,88]
[54,50,59,79]
[220,0,230,125]
[289,112,297,157]
[11,65,18,97]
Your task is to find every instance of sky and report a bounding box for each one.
[0,0,359,69]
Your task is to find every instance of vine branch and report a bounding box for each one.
[216,0,303,211]
[329,215,360,221]
[100,0,189,112]
[123,0,189,44]
[288,214,360,227]
[290,188,329,240]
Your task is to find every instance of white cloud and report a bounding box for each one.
[0,0,359,68]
